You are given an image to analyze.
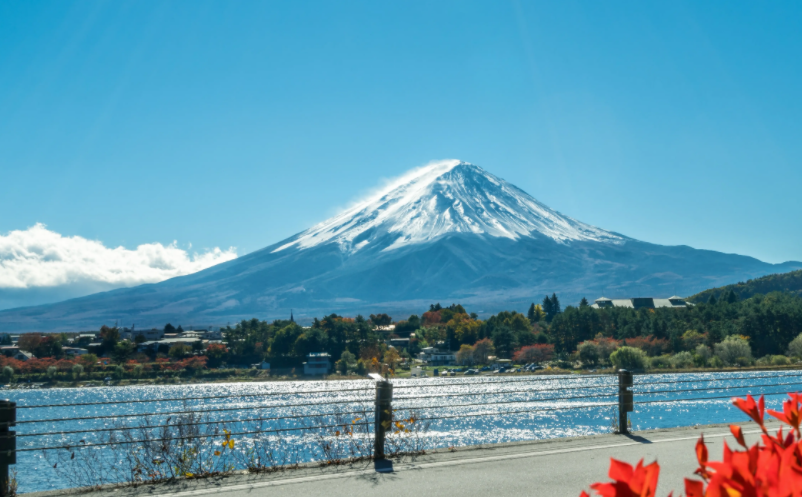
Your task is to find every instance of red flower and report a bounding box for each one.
[585,458,662,497]
[767,392,802,435]
[732,394,765,431]
[582,393,802,497]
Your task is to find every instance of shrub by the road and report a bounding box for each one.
[580,392,802,496]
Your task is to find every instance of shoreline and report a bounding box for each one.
[6,363,802,390]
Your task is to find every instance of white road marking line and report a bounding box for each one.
[152,428,764,497]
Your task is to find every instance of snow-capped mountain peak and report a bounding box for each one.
[273,160,622,254]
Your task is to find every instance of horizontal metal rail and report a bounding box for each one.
[395,392,619,411]
[15,386,375,409]
[633,372,802,388]
[417,402,619,422]
[17,421,373,453]
[394,383,616,401]
[636,390,795,406]
[633,380,802,397]
[16,409,374,438]
[391,374,614,389]
[13,397,373,425]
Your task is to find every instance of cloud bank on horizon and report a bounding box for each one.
[0,224,237,290]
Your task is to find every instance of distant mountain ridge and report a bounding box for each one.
[689,270,802,303]
[1,160,800,331]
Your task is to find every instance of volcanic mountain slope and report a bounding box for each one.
[2,160,800,331]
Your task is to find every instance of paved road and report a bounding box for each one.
[34,421,773,497]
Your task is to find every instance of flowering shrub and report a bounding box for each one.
[580,391,802,496]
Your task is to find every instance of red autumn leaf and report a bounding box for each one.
[729,425,746,448]
[733,394,765,431]
[767,392,802,435]
[684,479,704,497]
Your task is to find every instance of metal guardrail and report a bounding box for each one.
[5,368,802,493]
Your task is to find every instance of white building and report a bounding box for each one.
[121,328,165,342]
[62,347,89,356]
[591,296,690,309]
[418,347,455,366]
[303,353,331,375]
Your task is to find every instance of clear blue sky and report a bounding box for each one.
[2,1,801,263]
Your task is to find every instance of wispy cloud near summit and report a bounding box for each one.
[0,224,237,290]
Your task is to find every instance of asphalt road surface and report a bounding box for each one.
[33,421,771,497]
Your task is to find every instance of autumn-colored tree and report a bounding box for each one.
[623,335,671,357]
[472,338,495,364]
[383,348,401,370]
[513,344,554,364]
[17,333,42,353]
[421,311,441,327]
[455,344,475,365]
[205,343,228,367]
[356,342,378,362]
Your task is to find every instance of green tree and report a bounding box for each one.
[100,325,120,353]
[164,323,176,333]
[369,314,392,326]
[542,296,554,321]
[609,346,647,370]
[527,303,536,323]
[71,364,84,380]
[714,336,752,366]
[670,351,695,369]
[355,359,367,376]
[579,297,590,308]
[270,324,303,358]
[788,333,802,358]
[578,341,600,366]
[168,343,192,359]
[112,341,135,363]
[491,326,516,358]
[1,366,13,383]
[293,328,328,358]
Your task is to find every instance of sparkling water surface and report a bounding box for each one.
[9,370,802,493]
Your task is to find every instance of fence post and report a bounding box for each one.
[618,370,633,435]
[0,400,16,496]
[374,380,393,460]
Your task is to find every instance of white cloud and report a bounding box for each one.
[0,224,237,289]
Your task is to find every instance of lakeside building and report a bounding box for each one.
[303,353,331,375]
[590,296,690,309]
[121,328,164,342]
[0,346,33,361]
[418,347,456,366]
[62,347,89,356]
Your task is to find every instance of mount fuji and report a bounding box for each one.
[2,160,800,331]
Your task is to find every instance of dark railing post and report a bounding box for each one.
[618,370,633,435]
[374,380,393,460]
[0,400,16,496]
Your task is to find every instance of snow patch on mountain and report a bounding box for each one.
[273,160,622,254]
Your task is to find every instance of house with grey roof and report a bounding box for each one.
[591,296,690,309]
